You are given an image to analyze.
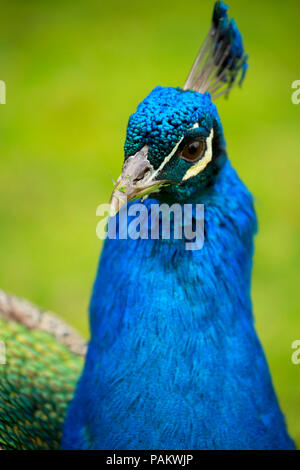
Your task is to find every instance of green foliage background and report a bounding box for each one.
[0,0,299,445]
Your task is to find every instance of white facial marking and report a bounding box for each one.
[148,136,185,182]
[182,128,214,181]
[146,123,199,182]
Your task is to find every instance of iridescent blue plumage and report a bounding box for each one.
[62,2,295,450]
[124,87,217,163]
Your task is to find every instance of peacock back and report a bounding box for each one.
[0,290,85,450]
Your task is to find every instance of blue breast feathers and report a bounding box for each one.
[62,161,295,450]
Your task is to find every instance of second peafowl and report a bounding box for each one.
[0,1,295,450]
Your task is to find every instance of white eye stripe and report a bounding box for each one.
[182,128,214,181]
[149,136,184,182]
[143,121,206,183]
[149,122,200,180]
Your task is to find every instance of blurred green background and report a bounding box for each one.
[0,0,299,445]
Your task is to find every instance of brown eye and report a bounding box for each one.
[181,139,205,162]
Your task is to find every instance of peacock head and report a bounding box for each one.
[110,1,248,214]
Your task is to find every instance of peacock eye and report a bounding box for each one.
[180,139,206,162]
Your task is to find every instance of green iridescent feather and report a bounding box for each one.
[0,293,84,450]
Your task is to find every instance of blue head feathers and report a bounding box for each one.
[106,1,249,210]
[123,87,226,203]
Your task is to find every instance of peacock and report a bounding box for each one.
[0,1,295,450]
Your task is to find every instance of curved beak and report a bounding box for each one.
[109,146,171,216]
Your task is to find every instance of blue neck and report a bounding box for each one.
[63,160,294,450]
[91,160,255,343]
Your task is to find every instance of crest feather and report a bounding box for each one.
[183,1,248,99]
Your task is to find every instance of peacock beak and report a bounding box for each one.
[109,146,171,216]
